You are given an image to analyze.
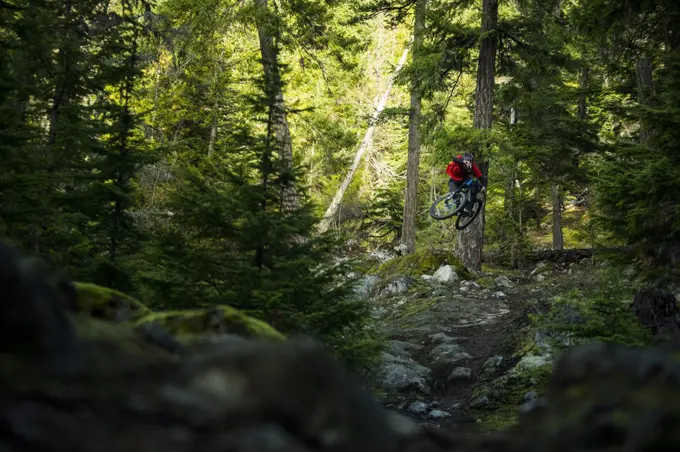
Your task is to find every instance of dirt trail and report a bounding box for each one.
[373,274,533,429]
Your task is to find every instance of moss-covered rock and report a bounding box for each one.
[135,305,285,342]
[473,362,552,432]
[369,249,471,280]
[509,343,680,450]
[73,282,152,322]
[69,313,178,372]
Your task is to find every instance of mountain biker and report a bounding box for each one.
[446,152,487,215]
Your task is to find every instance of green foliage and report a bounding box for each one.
[476,363,553,432]
[0,0,389,371]
[358,182,404,243]
[0,0,152,290]
[532,282,654,350]
[593,52,680,285]
[133,161,381,368]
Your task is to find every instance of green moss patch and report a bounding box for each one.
[71,313,175,359]
[369,249,471,279]
[74,282,152,322]
[474,363,552,431]
[476,276,495,288]
[135,305,285,341]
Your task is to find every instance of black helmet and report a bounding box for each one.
[462,152,474,162]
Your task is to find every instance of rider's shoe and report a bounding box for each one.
[462,207,472,216]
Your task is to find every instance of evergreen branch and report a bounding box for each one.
[353,0,417,23]
[0,0,23,10]
[441,69,463,117]
[498,28,531,50]
[297,42,332,95]
[611,11,653,67]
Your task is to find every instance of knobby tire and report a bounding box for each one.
[455,199,483,230]
[429,192,465,220]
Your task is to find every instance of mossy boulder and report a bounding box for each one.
[369,249,471,280]
[74,282,152,322]
[509,343,680,450]
[71,283,283,358]
[135,305,285,342]
[68,313,178,372]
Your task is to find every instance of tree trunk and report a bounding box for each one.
[400,0,426,254]
[503,169,516,266]
[455,0,498,272]
[255,0,299,212]
[503,109,517,267]
[635,56,654,143]
[573,64,589,168]
[551,183,564,251]
[207,51,225,157]
[48,0,73,150]
[472,0,498,131]
[577,65,589,121]
[317,46,410,232]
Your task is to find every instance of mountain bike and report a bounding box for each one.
[428,178,484,230]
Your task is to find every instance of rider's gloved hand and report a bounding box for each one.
[481,186,487,193]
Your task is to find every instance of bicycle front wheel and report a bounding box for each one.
[429,191,465,220]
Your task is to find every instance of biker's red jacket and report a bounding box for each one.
[446,155,484,183]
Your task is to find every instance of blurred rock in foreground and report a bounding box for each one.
[2,240,680,451]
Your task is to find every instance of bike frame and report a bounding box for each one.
[453,178,475,205]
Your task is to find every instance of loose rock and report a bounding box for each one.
[427,409,451,419]
[432,265,459,284]
[428,343,471,365]
[429,332,457,344]
[354,275,380,297]
[407,401,429,415]
[494,275,514,289]
[523,390,538,402]
[379,352,431,393]
[447,367,473,382]
[459,280,481,291]
[515,354,552,372]
[380,276,413,297]
[469,395,490,409]
[531,261,550,276]
[481,356,504,376]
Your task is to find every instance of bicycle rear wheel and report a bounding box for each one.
[429,191,465,220]
[455,199,483,230]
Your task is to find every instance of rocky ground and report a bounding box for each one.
[359,250,591,431]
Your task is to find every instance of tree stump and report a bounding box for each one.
[632,289,680,338]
